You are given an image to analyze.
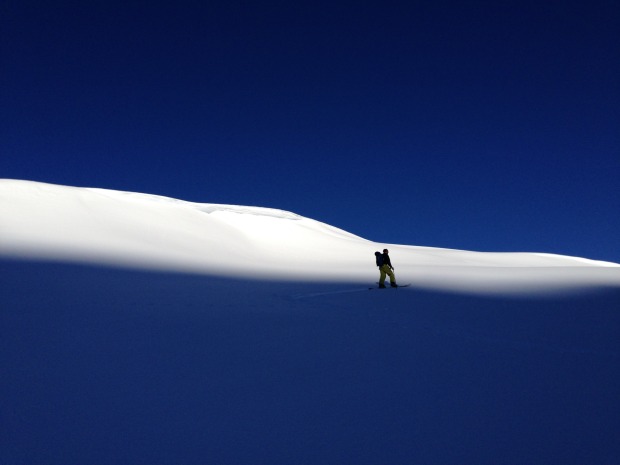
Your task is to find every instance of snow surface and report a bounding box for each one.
[2,179,620,465]
[1,179,618,294]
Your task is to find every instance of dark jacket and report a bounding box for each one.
[382,253,393,269]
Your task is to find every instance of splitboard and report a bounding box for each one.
[369,283,411,290]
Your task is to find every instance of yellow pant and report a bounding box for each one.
[379,264,396,285]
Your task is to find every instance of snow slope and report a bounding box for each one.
[1,179,618,294]
[1,179,619,465]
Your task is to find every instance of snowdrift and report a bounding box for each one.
[1,179,619,294]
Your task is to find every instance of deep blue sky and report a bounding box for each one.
[2,1,619,262]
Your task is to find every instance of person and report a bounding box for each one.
[375,248,397,288]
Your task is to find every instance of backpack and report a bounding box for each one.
[375,251,383,267]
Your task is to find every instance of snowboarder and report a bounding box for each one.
[375,249,397,288]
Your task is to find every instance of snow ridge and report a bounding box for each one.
[1,179,619,294]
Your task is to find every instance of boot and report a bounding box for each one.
[390,282,398,288]
[378,284,386,288]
